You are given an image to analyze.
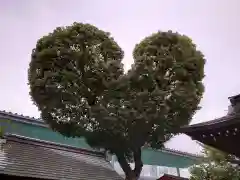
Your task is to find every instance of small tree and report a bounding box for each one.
[28,22,205,180]
[190,145,240,180]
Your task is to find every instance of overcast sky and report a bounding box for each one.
[0,0,239,154]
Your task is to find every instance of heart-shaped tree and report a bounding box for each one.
[28,22,205,180]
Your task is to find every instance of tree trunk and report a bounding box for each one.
[116,149,143,180]
[132,148,143,179]
[125,173,137,180]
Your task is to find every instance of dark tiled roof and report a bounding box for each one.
[158,174,188,180]
[180,94,240,133]
[0,110,202,159]
[0,134,122,180]
[180,114,240,133]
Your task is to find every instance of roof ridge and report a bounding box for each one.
[0,110,46,127]
[161,147,202,158]
[0,110,41,121]
[0,110,202,158]
[159,174,189,180]
[181,114,240,132]
[4,133,105,157]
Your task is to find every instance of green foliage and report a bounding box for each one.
[0,119,12,138]
[0,119,16,138]
[28,22,205,178]
[190,145,240,180]
[0,126,3,138]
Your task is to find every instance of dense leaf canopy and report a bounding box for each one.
[190,145,240,180]
[28,22,205,160]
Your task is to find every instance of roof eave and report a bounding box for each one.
[179,115,240,134]
[4,133,104,157]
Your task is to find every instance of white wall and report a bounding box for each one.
[111,160,191,179]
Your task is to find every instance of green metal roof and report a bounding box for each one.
[0,110,202,168]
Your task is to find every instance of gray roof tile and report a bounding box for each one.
[0,134,122,180]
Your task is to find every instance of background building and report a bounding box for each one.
[0,111,201,179]
[181,94,240,158]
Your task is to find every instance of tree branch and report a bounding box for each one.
[133,148,143,179]
[116,152,133,179]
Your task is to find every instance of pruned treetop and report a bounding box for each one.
[28,22,205,158]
